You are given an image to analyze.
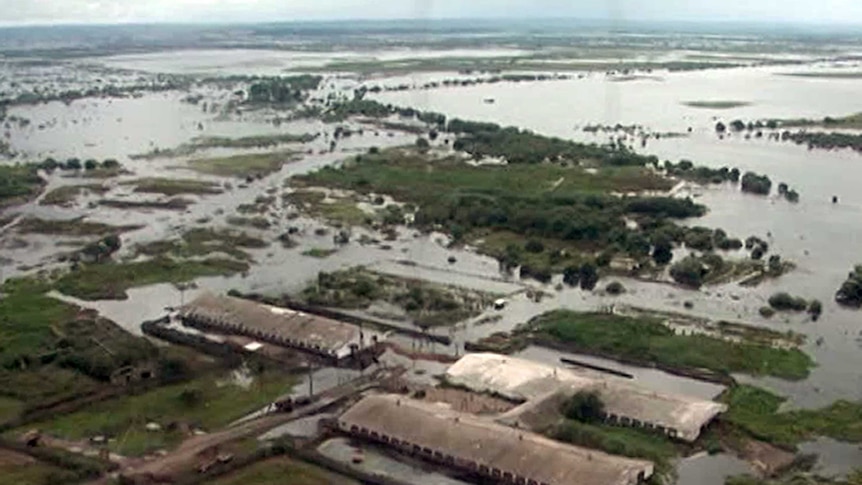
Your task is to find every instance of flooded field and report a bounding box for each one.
[2,23,862,485]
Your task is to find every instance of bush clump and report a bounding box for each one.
[562,391,606,423]
[741,172,772,195]
[768,292,808,312]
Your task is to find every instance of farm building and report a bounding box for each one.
[338,394,654,485]
[445,353,726,442]
[179,293,384,361]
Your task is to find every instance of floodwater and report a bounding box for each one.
[95,48,529,76]
[4,48,862,484]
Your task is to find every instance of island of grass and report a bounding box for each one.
[301,248,337,259]
[134,228,268,262]
[15,216,143,237]
[720,384,862,450]
[132,133,317,160]
[125,177,223,196]
[40,184,109,206]
[284,189,370,227]
[300,266,496,327]
[292,138,749,286]
[186,151,300,178]
[521,310,813,381]
[683,100,751,109]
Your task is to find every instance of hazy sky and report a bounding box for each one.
[3,0,862,25]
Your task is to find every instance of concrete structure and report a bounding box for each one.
[180,293,383,360]
[445,353,726,442]
[338,394,654,485]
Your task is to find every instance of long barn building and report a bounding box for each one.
[338,394,654,485]
[180,293,383,361]
[446,353,726,442]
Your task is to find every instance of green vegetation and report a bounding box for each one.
[670,253,763,288]
[127,177,223,196]
[135,228,267,261]
[552,420,678,480]
[15,217,141,237]
[40,184,108,206]
[301,267,493,327]
[188,151,299,178]
[526,310,814,380]
[247,75,322,105]
[0,452,77,485]
[835,265,862,307]
[0,164,44,207]
[562,391,605,423]
[727,472,862,485]
[295,147,702,279]
[132,133,316,160]
[26,372,295,456]
[782,72,862,79]
[54,257,248,300]
[780,130,862,153]
[212,457,358,485]
[664,160,740,185]
[301,248,337,259]
[768,292,809,312]
[284,189,369,227]
[227,216,271,230]
[683,100,751,109]
[741,172,772,195]
[721,385,862,449]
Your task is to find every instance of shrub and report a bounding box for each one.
[562,391,606,423]
[525,239,545,253]
[759,306,776,318]
[835,265,862,307]
[606,281,625,295]
[768,292,808,312]
[579,262,599,291]
[670,256,706,288]
[807,300,822,321]
[741,172,772,195]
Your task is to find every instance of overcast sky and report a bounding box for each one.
[3,0,862,26]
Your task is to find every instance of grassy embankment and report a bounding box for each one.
[188,151,300,178]
[21,372,295,456]
[211,456,360,485]
[683,101,751,109]
[301,267,495,327]
[0,164,45,207]
[524,310,813,381]
[131,133,316,160]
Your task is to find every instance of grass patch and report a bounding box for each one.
[135,228,267,261]
[0,452,75,485]
[683,100,751,109]
[211,456,358,485]
[126,177,223,196]
[0,164,44,207]
[721,385,862,449]
[54,257,249,300]
[188,151,299,178]
[15,217,142,237]
[227,216,271,230]
[40,184,108,206]
[133,133,316,160]
[25,372,295,456]
[284,189,370,227]
[301,267,495,327]
[302,248,337,259]
[0,396,24,423]
[552,420,678,480]
[525,310,814,380]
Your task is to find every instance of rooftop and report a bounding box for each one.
[340,394,653,485]
[180,292,382,359]
[445,353,727,441]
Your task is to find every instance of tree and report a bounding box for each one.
[66,158,82,170]
[103,159,120,169]
[84,159,98,170]
[579,262,599,291]
[670,256,706,288]
[563,265,580,287]
[652,238,673,265]
[730,120,746,132]
[741,172,772,195]
[715,122,727,133]
[415,137,430,151]
[606,281,625,295]
[562,391,605,423]
[807,300,822,321]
